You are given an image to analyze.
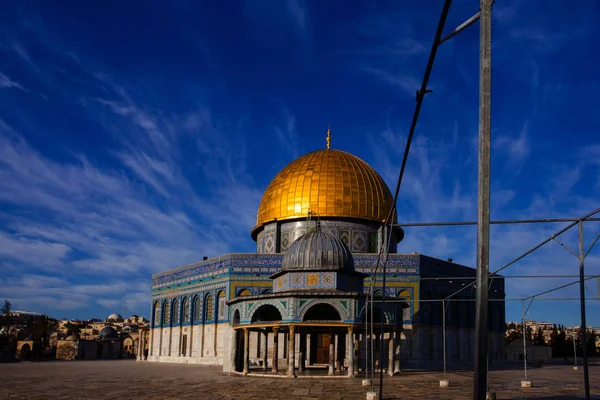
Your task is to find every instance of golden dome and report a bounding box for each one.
[252,149,395,238]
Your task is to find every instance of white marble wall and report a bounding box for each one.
[147,323,233,365]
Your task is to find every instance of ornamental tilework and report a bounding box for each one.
[352,230,367,252]
[242,299,287,323]
[297,298,350,321]
[353,254,420,268]
[152,253,421,294]
[325,228,337,237]
[264,233,275,253]
[294,230,306,241]
[281,232,290,251]
[339,230,350,246]
[281,271,336,290]
[152,254,284,288]
[257,238,263,253]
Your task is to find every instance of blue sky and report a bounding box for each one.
[0,0,599,325]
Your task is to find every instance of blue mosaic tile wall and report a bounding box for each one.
[152,253,422,291]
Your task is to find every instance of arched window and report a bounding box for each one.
[204,294,213,322]
[261,289,272,294]
[217,290,227,320]
[303,303,341,321]
[251,304,282,323]
[182,297,190,324]
[232,309,241,325]
[153,301,160,326]
[193,295,201,324]
[162,300,170,326]
[172,298,180,325]
[238,289,251,297]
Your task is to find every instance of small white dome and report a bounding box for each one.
[107,313,124,321]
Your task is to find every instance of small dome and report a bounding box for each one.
[107,313,123,322]
[282,229,354,272]
[98,326,119,339]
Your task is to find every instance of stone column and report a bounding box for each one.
[262,331,269,370]
[328,331,335,375]
[149,328,154,357]
[272,327,279,373]
[228,329,237,373]
[137,334,142,360]
[306,334,311,366]
[142,330,147,360]
[347,326,355,377]
[287,326,296,378]
[243,328,250,375]
[334,333,340,372]
[354,335,360,373]
[394,329,401,373]
[298,331,305,373]
[388,331,395,376]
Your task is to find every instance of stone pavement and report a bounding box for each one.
[0,360,599,399]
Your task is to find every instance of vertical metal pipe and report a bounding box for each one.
[573,334,577,368]
[522,301,527,380]
[379,226,388,398]
[474,0,492,398]
[443,300,447,376]
[578,221,590,399]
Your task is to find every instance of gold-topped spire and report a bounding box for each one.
[326,125,331,150]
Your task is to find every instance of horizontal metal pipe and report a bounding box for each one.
[397,217,600,227]
[414,275,600,280]
[374,297,600,303]
[439,11,480,44]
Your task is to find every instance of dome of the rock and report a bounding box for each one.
[252,148,395,239]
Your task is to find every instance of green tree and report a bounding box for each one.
[557,330,568,358]
[586,328,597,357]
[525,326,533,341]
[504,330,521,345]
[534,328,545,345]
[33,315,58,360]
[0,300,12,332]
[550,325,560,357]
[1,300,10,316]
[64,322,82,336]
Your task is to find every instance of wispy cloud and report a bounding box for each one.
[285,0,308,36]
[509,28,564,52]
[495,121,530,171]
[0,273,149,314]
[361,66,421,98]
[0,72,25,90]
[273,106,299,159]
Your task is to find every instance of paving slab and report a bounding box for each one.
[0,360,599,399]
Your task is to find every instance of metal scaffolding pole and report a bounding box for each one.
[474,0,492,398]
[522,300,528,381]
[395,217,600,227]
[578,221,591,400]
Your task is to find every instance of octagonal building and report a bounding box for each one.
[145,130,506,375]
